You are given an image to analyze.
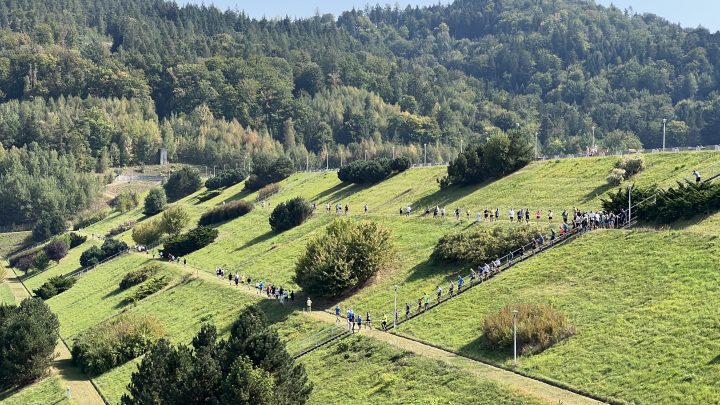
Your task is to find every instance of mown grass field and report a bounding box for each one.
[0,282,13,305]
[4,151,719,403]
[397,229,720,404]
[301,334,540,405]
[0,231,29,257]
[0,376,70,405]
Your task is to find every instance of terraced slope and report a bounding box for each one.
[397,229,720,404]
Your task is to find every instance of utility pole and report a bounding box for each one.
[628,185,633,226]
[460,139,463,154]
[306,152,309,172]
[392,145,395,159]
[424,143,427,166]
[364,149,367,161]
[662,118,667,152]
[325,146,329,171]
[512,309,519,365]
[394,286,399,328]
[535,132,539,159]
[592,126,595,150]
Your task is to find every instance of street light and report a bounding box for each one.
[460,139,463,154]
[627,184,633,226]
[534,132,539,160]
[424,143,427,166]
[512,309,519,365]
[662,118,667,152]
[592,126,596,150]
[394,285,399,329]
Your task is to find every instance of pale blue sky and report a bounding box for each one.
[178,1,720,33]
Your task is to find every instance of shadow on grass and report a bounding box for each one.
[310,182,367,204]
[709,354,720,365]
[411,182,484,212]
[235,230,276,251]
[580,183,614,204]
[224,187,254,204]
[403,258,466,284]
[459,336,511,364]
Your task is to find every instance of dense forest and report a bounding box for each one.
[2,0,720,227]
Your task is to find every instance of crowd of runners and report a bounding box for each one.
[213,267,296,303]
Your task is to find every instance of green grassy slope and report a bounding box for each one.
[0,282,13,305]
[0,232,29,257]
[302,334,540,405]
[397,229,720,404]
[0,376,70,405]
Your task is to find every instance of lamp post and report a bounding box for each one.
[364,149,368,161]
[325,146,329,171]
[424,143,427,166]
[512,309,519,365]
[534,132,539,160]
[392,145,396,159]
[394,285,399,329]
[460,139,463,154]
[662,118,667,152]
[592,126,596,150]
[627,185,633,226]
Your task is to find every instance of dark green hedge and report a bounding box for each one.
[162,226,218,257]
[337,157,411,184]
[205,169,246,190]
[269,197,312,233]
[199,200,253,225]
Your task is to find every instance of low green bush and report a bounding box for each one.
[162,226,218,257]
[199,200,254,225]
[615,155,645,178]
[112,191,141,213]
[79,238,129,268]
[119,263,163,290]
[73,210,110,230]
[295,219,395,297]
[337,157,411,184]
[431,226,540,265]
[244,156,294,191]
[205,169,246,190]
[269,197,313,233]
[106,220,136,237]
[606,168,625,186]
[144,188,167,215]
[257,183,280,200]
[127,276,171,303]
[68,232,87,249]
[196,189,222,203]
[164,167,202,201]
[33,275,77,300]
[71,313,164,375]
[131,219,164,246]
[482,303,575,356]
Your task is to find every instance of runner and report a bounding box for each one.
[365,312,371,329]
[335,305,341,323]
[436,285,442,303]
[423,292,429,311]
[405,302,411,319]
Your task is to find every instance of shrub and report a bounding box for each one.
[119,264,164,290]
[144,188,167,216]
[432,226,539,265]
[33,275,77,299]
[164,167,202,201]
[606,168,626,186]
[14,254,34,274]
[196,190,222,203]
[31,251,51,271]
[0,299,59,389]
[269,197,313,233]
[69,232,87,249]
[106,220,137,237]
[205,168,246,190]
[160,206,190,236]
[257,183,280,200]
[132,220,164,246]
[446,130,533,186]
[32,211,67,242]
[71,313,164,375]
[112,192,140,213]
[73,210,110,230]
[162,226,218,257]
[199,201,254,225]
[614,155,645,179]
[390,156,412,172]
[79,238,129,268]
[296,219,394,297]
[244,156,294,191]
[127,276,171,303]
[482,303,575,356]
[338,158,393,184]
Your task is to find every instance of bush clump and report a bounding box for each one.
[162,226,218,257]
[144,187,167,216]
[106,220,137,237]
[33,275,77,299]
[606,168,626,186]
[295,219,394,297]
[43,240,68,263]
[31,251,51,272]
[79,238,129,268]
[269,197,313,233]
[71,313,164,375]
[338,157,411,184]
[615,155,645,178]
[0,299,59,389]
[205,168,246,190]
[244,156,295,191]
[196,189,222,203]
[164,167,202,201]
[127,276,171,303]
[432,226,539,265]
[257,183,280,201]
[111,191,140,213]
[119,263,163,290]
[32,211,67,241]
[482,303,575,356]
[199,200,254,225]
[69,232,87,249]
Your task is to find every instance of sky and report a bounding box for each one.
[178,1,720,33]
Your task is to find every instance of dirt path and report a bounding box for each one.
[161,255,603,405]
[4,266,105,405]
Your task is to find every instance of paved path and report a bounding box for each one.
[162,255,604,405]
[4,266,105,405]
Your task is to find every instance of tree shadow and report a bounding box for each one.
[411,182,485,212]
[404,258,467,284]
[235,230,275,251]
[459,336,511,364]
[580,183,614,204]
[223,187,254,204]
[311,182,368,204]
[709,354,720,365]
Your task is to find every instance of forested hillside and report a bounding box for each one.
[2,0,720,228]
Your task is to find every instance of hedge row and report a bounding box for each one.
[205,169,246,190]
[119,264,163,290]
[162,226,218,257]
[337,157,411,184]
[33,275,76,300]
[79,238,128,268]
[199,200,254,225]
[432,226,540,265]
